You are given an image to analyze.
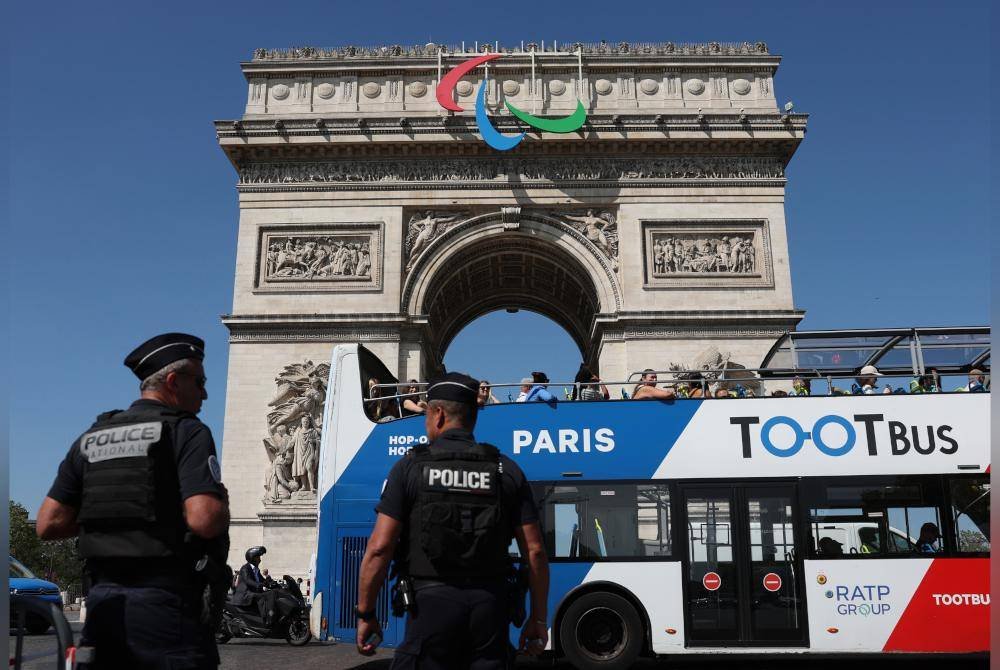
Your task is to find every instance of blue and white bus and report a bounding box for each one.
[311,329,989,666]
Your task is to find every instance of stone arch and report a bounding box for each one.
[402,211,622,368]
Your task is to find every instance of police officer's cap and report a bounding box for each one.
[426,372,479,405]
[124,333,205,381]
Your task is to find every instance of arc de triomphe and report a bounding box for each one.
[215,40,807,575]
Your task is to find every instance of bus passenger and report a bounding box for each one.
[525,371,558,405]
[853,365,892,395]
[714,387,731,398]
[792,377,811,396]
[858,527,880,554]
[909,374,939,394]
[515,378,533,403]
[477,380,499,407]
[916,523,941,553]
[818,537,844,556]
[959,369,988,393]
[400,380,427,417]
[632,370,678,400]
[572,364,610,401]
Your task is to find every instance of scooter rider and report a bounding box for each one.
[234,546,277,625]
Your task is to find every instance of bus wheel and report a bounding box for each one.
[559,592,643,670]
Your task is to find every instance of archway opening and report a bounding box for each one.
[443,309,584,403]
[414,230,605,373]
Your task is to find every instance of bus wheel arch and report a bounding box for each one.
[552,581,651,664]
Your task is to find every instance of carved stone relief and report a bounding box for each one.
[256,224,383,292]
[547,209,619,270]
[732,78,751,95]
[404,210,470,270]
[651,233,756,274]
[239,156,785,188]
[642,220,773,288]
[685,78,705,95]
[271,84,290,100]
[315,82,336,99]
[263,361,328,505]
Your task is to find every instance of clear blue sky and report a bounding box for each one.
[8,1,991,514]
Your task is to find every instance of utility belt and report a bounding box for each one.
[410,576,506,589]
[392,566,527,626]
[87,558,194,590]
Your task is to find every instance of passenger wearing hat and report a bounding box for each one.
[853,364,891,395]
[355,372,550,668]
[36,333,231,669]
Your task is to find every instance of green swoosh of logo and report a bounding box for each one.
[504,99,587,133]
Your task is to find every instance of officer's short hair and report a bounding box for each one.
[140,358,199,392]
[427,398,477,428]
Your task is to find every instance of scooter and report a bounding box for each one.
[215,575,312,646]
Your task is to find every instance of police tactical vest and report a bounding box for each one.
[404,443,510,579]
[76,404,191,559]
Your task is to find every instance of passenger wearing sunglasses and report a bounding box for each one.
[477,380,499,407]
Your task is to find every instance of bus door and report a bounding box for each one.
[329,521,401,646]
[680,483,806,646]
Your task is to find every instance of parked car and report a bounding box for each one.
[9,555,63,634]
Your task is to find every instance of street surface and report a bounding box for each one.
[9,614,989,670]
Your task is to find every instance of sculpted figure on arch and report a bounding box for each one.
[263,360,329,503]
[405,210,467,270]
[554,209,620,269]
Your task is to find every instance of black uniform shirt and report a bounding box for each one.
[376,428,539,528]
[47,399,227,507]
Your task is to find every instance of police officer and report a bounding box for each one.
[355,372,550,668]
[36,333,231,669]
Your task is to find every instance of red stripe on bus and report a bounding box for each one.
[882,558,989,652]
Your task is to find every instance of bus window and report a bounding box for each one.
[533,483,672,560]
[950,477,990,554]
[554,503,580,558]
[888,530,914,553]
[807,477,945,557]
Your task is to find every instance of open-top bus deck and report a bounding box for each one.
[310,329,989,667]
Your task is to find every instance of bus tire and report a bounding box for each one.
[559,591,643,670]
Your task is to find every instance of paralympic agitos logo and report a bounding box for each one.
[436,53,587,151]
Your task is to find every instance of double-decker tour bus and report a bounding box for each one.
[310,327,989,666]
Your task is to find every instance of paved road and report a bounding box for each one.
[9,616,989,669]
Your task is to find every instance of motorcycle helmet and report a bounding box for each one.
[245,546,267,562]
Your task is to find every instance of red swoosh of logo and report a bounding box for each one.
[436,53,503,112]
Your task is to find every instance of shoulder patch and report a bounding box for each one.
[207,454,222,483]
[80,422,162,463]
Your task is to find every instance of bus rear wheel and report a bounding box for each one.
[559,592,643,670]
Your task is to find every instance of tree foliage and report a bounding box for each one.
[9,500,83,597]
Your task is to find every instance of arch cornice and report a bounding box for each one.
[401,210,622,320]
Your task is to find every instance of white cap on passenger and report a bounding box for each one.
[859,365,882,376]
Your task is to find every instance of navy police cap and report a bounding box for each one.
[426,372,479,405]
[124,333,205,381]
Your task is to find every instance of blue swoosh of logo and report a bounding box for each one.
[475,81,524,151]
